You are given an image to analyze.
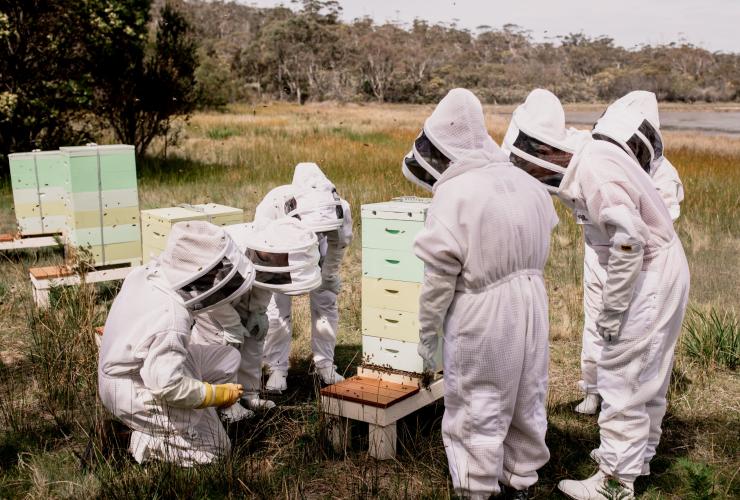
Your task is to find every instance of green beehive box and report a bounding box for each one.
[360,196,441,373]
[140,204,244,263]
[8,150,68,236]
[60,144,142,267]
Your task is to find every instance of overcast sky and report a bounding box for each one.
[241,0,740,52]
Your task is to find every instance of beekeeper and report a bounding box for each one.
[255,163,353,392]
[504,88,690,499]
[574,91,685,415]
[405,88,558,499]
[98,221,255,466]
[190,218,323,409]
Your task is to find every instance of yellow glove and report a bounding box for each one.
[198,383,244,409]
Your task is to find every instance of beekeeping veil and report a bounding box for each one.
[503,88,581,193]
[592,91,664,174]
[283,162,344,233]
[226,219,322,296]
[159,221,255,313]
[402,88,505,192]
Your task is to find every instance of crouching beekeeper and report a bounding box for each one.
[98,221,256,466]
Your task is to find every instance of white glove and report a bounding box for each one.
[245,312,269,340]
[319,230,345,294]
[417,340,438,372]
[417,271,456,373]
[209,304,248,346]
[596,309,623,342]
[320,275,341,295]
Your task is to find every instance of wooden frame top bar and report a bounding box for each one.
[320,376,419,409]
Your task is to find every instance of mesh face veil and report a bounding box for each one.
[503,89,576,193]
[402,129,455,192]
[226,219,322,296]
[592,92,664,174]
[159,222,255,313]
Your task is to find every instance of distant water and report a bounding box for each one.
[565,110,740,135]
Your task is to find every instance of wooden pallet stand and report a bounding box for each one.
[321,366,443,460]
[29,262,138,307]
[0,232,63,252]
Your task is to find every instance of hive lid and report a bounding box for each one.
[361,196,431,221]
[60,144,134,157]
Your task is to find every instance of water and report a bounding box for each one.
[565,110,740,135]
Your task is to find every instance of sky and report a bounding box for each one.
[240,0,740,53]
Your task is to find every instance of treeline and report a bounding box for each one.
[2,0,739,173]
[186,0,740,106]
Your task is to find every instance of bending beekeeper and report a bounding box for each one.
[573,91,685,415]
[190,218,323,408]
[98,221,255,466]
[255,163,353,392]
[405,88,558,500]
[504,88,690,500]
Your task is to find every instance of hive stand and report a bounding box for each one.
[321,366,444,460]
[29,263,138,307]
[0,232,63,252]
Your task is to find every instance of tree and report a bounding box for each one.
[89,1,198,155]
[0,1,95,172]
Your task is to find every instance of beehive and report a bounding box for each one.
[60,145,142,267]
[360,196,442,373]
[140,204,244,263]
[8,150,67,236]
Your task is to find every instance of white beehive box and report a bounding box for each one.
[140,204,244,263]
[360,196,442,373]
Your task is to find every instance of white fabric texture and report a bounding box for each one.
[255,170,352,375]
[559,139,690,481]
[99,265,240,465]
[290,162,344,233]
[412,89,557,498]
[262,287,340,371]
[578,153,683,394]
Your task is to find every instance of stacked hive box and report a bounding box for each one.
[361,197,442,373]
[140,204,244,263]
[8,150,67,236]
[60,145,142,267]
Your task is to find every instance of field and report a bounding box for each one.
[0,102,738,498]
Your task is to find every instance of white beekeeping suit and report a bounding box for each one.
[98,221,254,466]
[408,88,558,499]
[576,91,685,415]
[505,88,690,500]
[255,163,353,392]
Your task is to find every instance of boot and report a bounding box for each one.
[218,402,255,424]
[558,470,634,500]
[590,448,650,476]
[265,369,288,393]
[317,365,345,385]
[575,393,601,414]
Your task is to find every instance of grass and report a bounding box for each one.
[0,101,739,498]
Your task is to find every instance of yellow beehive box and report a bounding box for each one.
[140,204,244,263]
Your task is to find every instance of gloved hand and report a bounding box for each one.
[320,274,341,294]
[417,338,438,373]
[198,383,244,409]
[596,309,623,342]
[245,312,269,340]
